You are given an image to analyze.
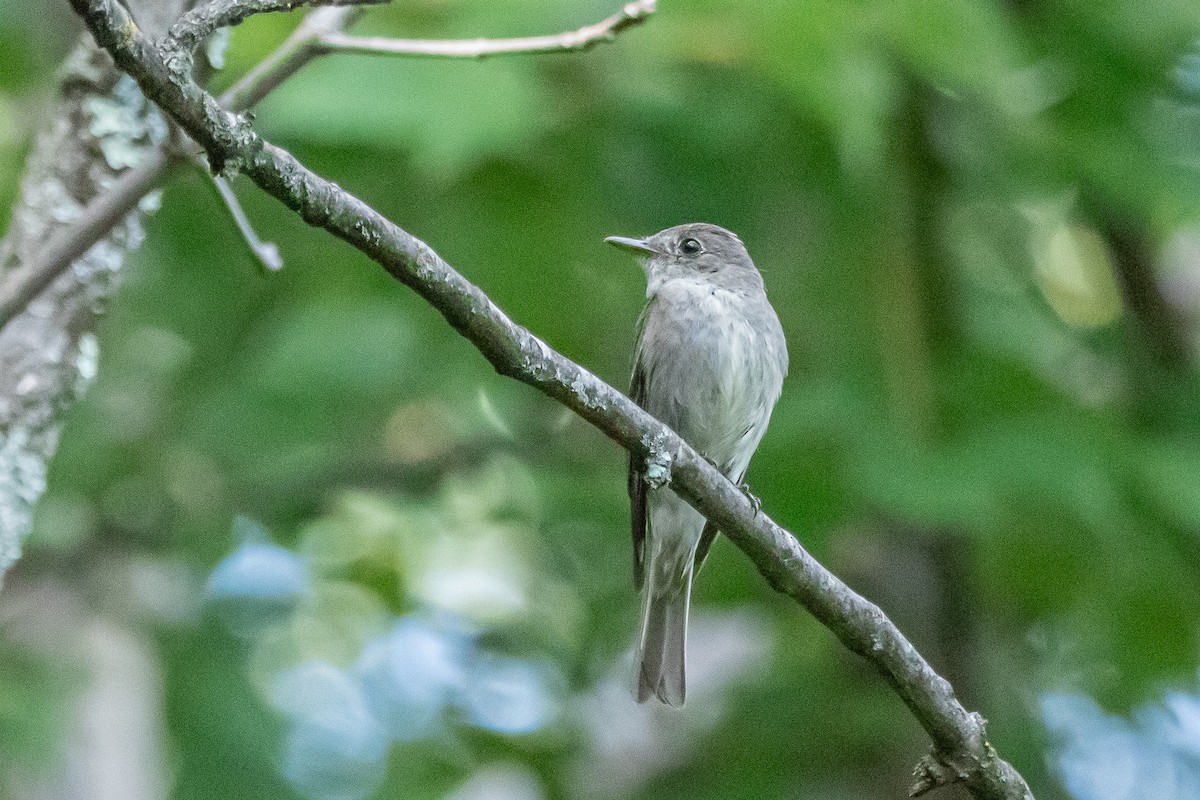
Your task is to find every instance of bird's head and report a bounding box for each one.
[605,223,760,296]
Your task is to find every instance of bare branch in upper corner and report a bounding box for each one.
[0,7,364,331]
[161,0,388,73]
[0,2,656,334]
[314,0,657,59]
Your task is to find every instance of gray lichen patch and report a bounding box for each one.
[567,367,609,412]
[641,431,673,489]
[84,75,168,170]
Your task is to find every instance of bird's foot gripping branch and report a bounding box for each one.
[66,0,1034,797]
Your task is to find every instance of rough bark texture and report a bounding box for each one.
[0,0,186,581]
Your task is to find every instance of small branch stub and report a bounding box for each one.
[910,751,968,797]
[642,433,673,489]
[205,168,283,272]
[161,0,388,76]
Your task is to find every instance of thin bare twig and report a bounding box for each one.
[315,0,657,59]
[0,2,653,331]
[220,6,359,110]
[68,1,1034,797]
[195,155,282,272]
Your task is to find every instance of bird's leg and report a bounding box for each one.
[739,480,763,517]
[704,453,764,517]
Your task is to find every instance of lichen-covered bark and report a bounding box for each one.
[0,0,185,582]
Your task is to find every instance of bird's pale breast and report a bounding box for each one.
[639,278,786,479]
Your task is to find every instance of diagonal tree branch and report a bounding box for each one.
[67,1,1034,797]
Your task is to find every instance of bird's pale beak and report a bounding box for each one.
[604,235,657,255]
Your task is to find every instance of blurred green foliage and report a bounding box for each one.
[5,1,1200,798]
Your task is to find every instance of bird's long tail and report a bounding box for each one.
[635,563,693,706]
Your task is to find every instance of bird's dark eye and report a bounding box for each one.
[680,238,702,255]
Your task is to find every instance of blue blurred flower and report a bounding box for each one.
[460,654,558,735]
[271,661,367,721]
[1160,691,1200,757]
[355,617,470,742]
[206,535,308,635]
[272,661,389,800]
[1042,691,1200,800]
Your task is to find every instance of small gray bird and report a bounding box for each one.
[605,223,788,706]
